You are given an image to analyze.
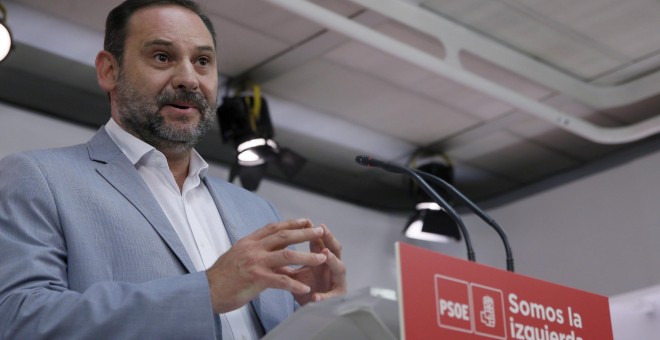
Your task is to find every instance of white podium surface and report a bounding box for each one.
[262,287,399,340]
[610,284,660,340]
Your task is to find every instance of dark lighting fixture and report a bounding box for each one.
[404,153,461,243]
[0,1,13,62]
[405,202,461,243]
[217,86,306,191]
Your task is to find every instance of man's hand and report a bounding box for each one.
[205,219,328,314]
[277,224,347,306]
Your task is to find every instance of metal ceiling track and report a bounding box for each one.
[264,0,660,145]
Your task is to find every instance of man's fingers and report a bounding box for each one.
[262,272,311,295]
[320,225,342,260]
[323,248,347,284]
[249,219,313,240]
[310,249,347,303]
[265,248,327,268]
[312,290,343,302]
[235,268,312,296]
[274,266,296,276]
[261,226,324,250]
[309,228,325,254]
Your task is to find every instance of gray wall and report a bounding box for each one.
[459,143,660,297]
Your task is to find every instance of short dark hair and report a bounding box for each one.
[104,0,216,64]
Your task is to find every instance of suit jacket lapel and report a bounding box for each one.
[203,178,243,244]
[204,179,288,332]
[87,128,196,274]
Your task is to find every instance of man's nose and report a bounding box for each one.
[172,61,200,91]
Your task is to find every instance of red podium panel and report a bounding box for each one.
[396,242,613,340]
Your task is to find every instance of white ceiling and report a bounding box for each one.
[1,0,659,210]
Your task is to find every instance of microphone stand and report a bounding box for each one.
[356,156,476,263]
[415,170,515,272]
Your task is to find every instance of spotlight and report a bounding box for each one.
[405,202,461,243]
[404,154,461,243]
[237,138,278,166]
[217,86,306,191]
[0,2,13,63]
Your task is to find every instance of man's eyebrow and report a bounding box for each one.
[142,39,215,54]
[143,39,173,48]
[197,45,216,54]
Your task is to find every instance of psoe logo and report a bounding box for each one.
[435,275,507,339]
[481,295,497,328]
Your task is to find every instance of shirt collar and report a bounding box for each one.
[189,147,209,179]
[105,118,154,166]
[104,118,209,178]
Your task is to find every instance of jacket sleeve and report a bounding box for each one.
[0,153,217,340]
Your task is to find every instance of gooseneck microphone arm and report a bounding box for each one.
[355,155,476,263]
[414,170,515,272]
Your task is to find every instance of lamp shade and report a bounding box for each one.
[405,202,461,243]
[404,154,459,243]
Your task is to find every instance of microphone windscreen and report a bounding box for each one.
[355,155,370,166]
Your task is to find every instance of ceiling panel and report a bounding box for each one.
[343,87,478,144]
[208,15,289,75]
[472,142,576,183]
[459,51,554,101]
[262,59,398,118]
[506,93,619,133]
[11,0,122,33]
[263,59,478,144]
[448,132,578,182]
[509,0,660,60]
[322,18,447,87]
[593,53,660,86]
[373,19,446,58]
[451,162,518,199]
[503,94,630,161]
[422,0,629,79]
[323,40,434,88]
[602,93,660,125]
[202,0,362,44]
[412,75,515,121]
[448,131,522,161]
[510,122,624,162]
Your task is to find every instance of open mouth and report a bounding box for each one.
[171,104,190,109]
[167,102,197,111]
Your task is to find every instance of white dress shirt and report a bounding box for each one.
[105,118,263,340]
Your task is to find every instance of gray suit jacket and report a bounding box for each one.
[0,128,294,339]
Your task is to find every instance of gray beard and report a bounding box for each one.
[115,72,216,154]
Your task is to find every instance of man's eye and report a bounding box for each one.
[197,57,210,66]
[155,53,169,62]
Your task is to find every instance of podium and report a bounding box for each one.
[261,287,399,340]
[264,242,613,339]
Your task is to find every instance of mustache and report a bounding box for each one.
[155,90,214,112]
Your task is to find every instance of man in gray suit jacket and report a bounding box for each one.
[0,0,346,339]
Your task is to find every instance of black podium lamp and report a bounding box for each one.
[217,87,306,191]
[404,155,461,243]
[0,1,14,63]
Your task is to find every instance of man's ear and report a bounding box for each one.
[96,50,118,93]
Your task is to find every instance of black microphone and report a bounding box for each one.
[413,170,515,272]
[356,155,476,263]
